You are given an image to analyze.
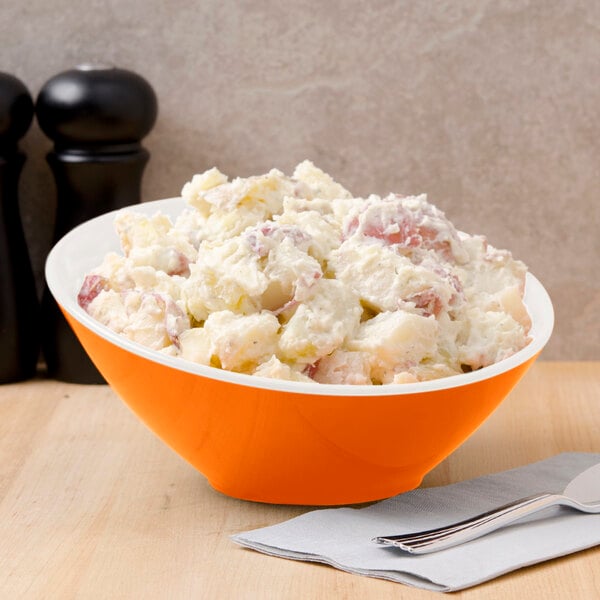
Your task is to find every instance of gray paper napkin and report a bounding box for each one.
[232,453,600,592]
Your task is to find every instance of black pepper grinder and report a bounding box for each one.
[36,65,158,383]
[0,73,39,384]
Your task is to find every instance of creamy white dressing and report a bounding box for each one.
[80,161,530,385]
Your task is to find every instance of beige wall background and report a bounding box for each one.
[2,0,598,359]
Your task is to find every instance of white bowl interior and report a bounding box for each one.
[46,198,555,397]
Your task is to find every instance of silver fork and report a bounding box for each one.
[374,462,600,554]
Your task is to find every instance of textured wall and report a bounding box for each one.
[2,0,599,359]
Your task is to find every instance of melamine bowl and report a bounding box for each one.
[45,197,554,505]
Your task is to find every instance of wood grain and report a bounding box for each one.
[1,362,598,599]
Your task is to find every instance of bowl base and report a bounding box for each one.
[207,475,425,506]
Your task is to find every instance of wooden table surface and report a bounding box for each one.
[1,362,599,599]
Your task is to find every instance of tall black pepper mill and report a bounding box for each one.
[0,73,39,384]
[36,65,158,383]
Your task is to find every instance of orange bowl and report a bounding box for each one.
[45,198,554,505]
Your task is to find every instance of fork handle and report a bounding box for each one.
[375,493,561,554]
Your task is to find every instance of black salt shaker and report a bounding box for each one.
[0,72,39,384]
[36,65,158,383]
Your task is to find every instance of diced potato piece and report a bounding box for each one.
[253,356,314,382]
[183,238,267,320]
[348,311,438,373]
[181,167,229,215]
[497,285,532,330]
[313,350,371,385]
[278,279,361,364]
[292,160,351,200]
[178,328,212,365]
[203,310,280,371]
[458,308,528,369]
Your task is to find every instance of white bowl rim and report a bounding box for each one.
[45,197,555,397]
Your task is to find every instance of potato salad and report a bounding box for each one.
[78,161,531,384]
